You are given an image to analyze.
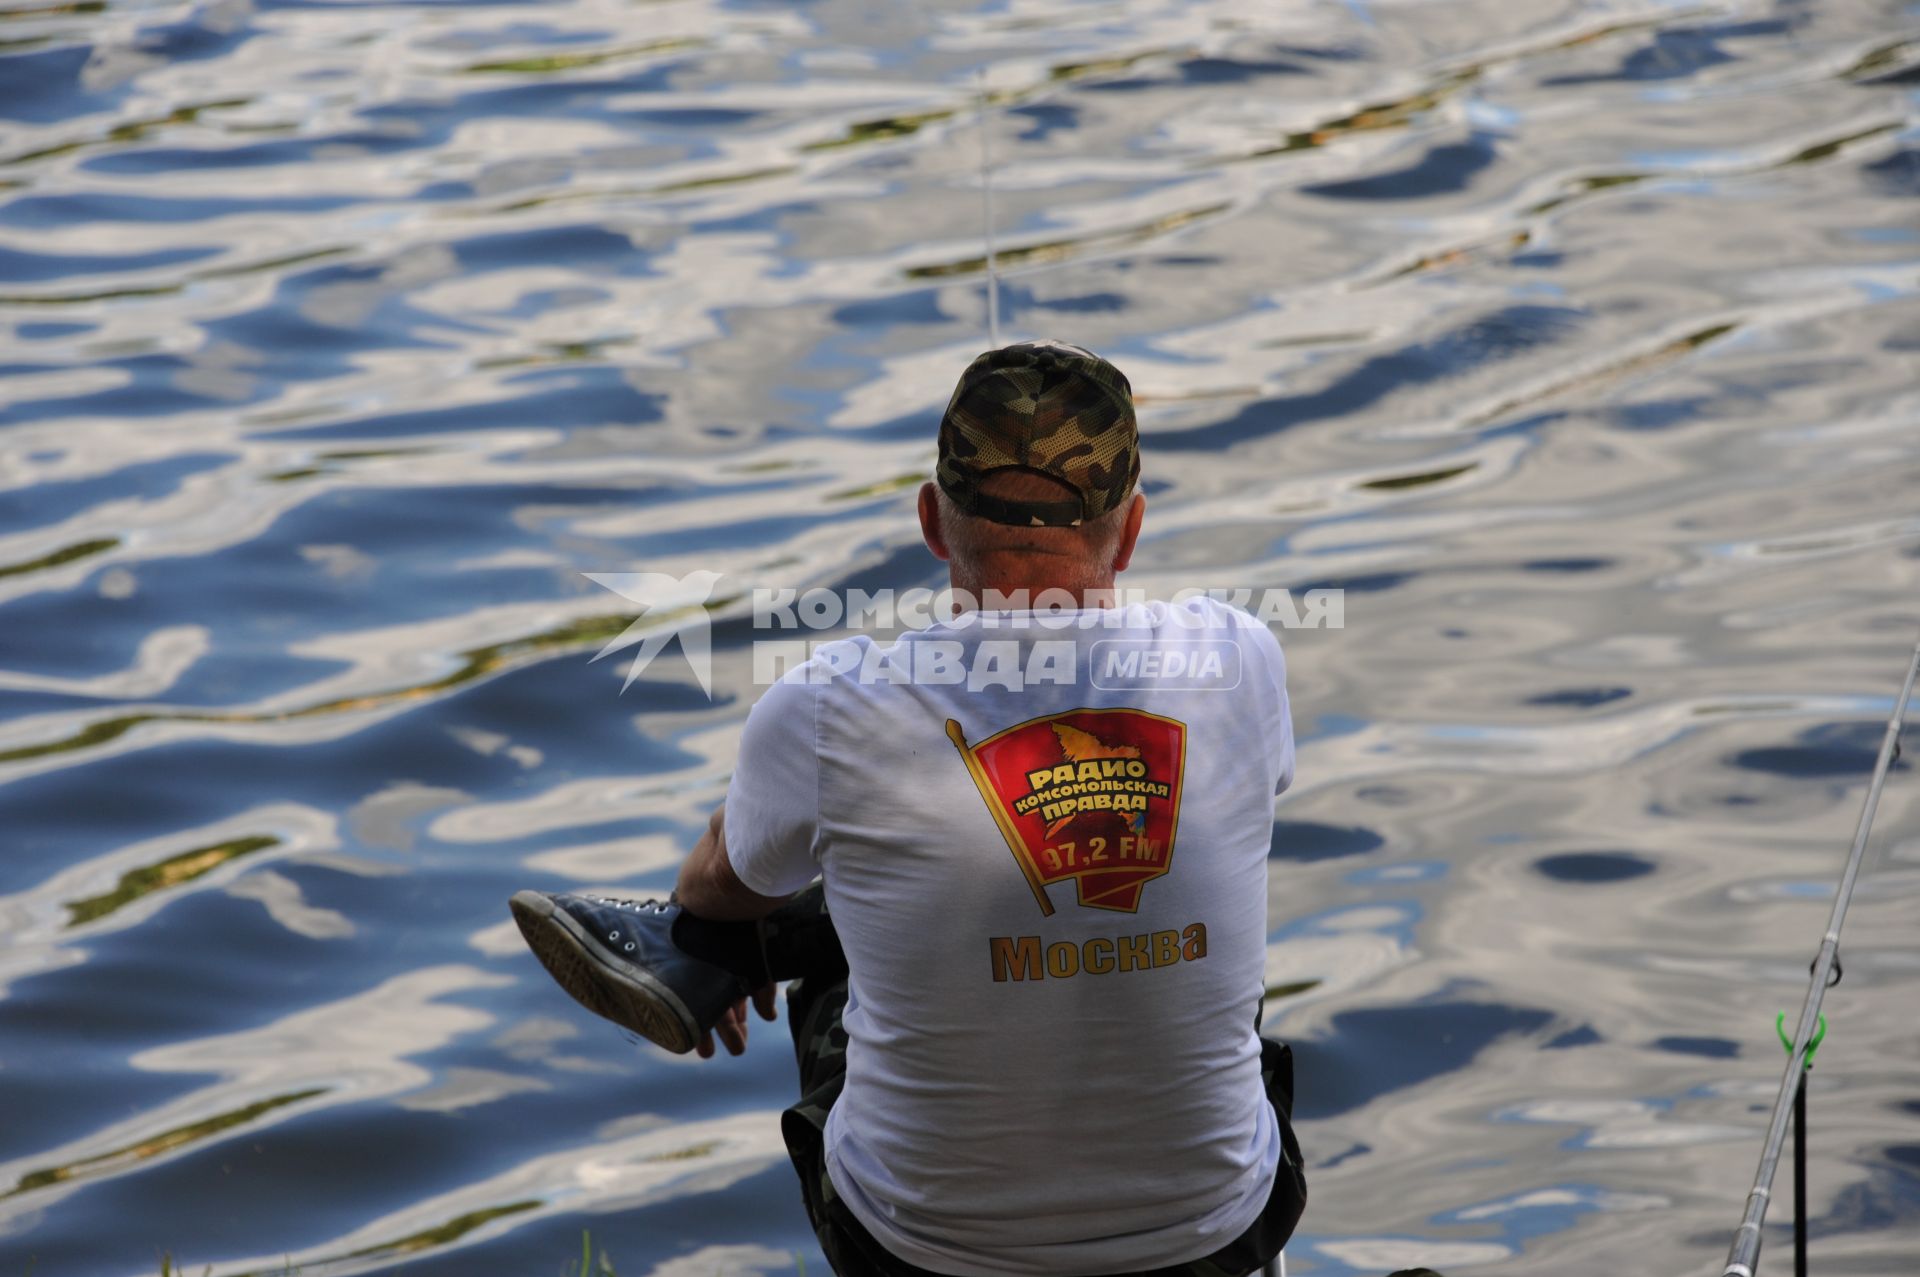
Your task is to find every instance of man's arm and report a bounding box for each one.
[672,805,785,1057]
[675,805,793,920]
[681,677,816,1056]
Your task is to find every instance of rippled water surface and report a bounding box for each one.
[4,0,1920,1273]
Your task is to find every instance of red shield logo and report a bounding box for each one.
[946,709,1187,915]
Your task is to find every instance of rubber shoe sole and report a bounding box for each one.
[509,889,700,1054]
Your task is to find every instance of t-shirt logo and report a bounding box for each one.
[946,710,1187,915]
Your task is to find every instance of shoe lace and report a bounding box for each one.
[580,895,672,952]
[586,894,671,913]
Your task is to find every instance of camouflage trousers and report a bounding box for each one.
[778,978,1307,1277]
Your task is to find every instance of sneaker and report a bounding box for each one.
[508,890,750,1054]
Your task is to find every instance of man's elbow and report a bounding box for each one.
[677,858,730,918]
[680,847,786,921]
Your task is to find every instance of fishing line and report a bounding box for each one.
[1721,632,1920,1277]
[976,68,1001,346]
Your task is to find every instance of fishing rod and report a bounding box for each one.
[1721,633,1920,1277]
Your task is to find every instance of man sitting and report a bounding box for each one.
[512,341,1313,1276]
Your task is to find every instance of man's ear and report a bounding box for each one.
[1110,492,1146,573]
[918,482,951,562]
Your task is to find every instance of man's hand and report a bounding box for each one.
[695,982,779,1058]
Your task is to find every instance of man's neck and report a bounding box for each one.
[947,566,1119,611]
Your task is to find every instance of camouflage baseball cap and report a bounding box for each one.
[935,339,1140,528]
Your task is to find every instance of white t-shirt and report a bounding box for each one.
[725,595,1294,1276]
